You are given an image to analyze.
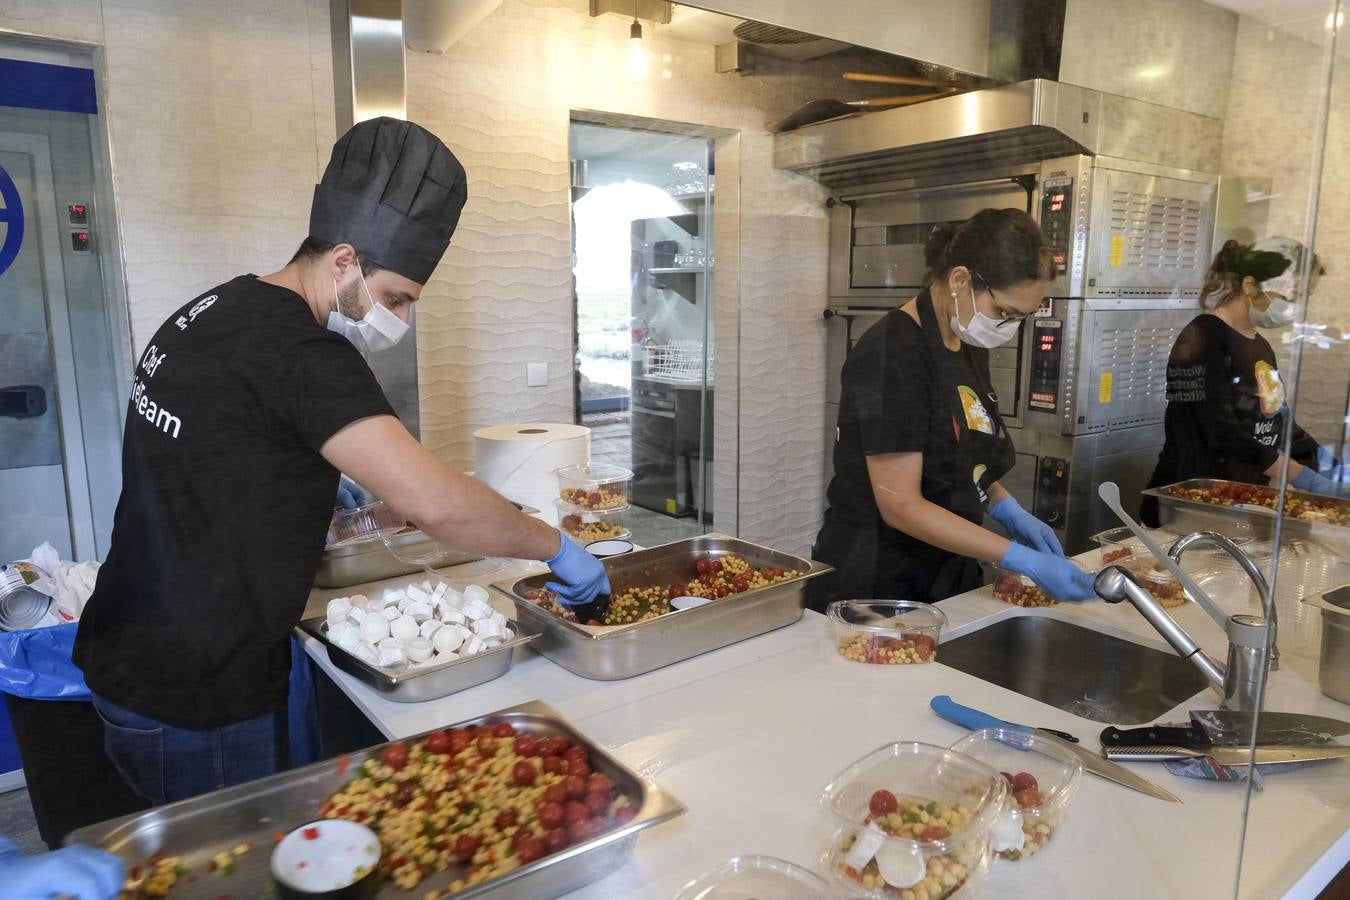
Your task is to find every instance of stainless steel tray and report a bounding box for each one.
[316,502,538,589]
[491,534,832,680]
[297,615,533,702]
[1143,478,1350,557]
[68,700,685,899]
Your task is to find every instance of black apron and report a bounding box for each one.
[811,291,1017,608]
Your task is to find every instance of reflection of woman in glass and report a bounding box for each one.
[1142,238,1346,525]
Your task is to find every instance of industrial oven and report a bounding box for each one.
[819,153,1217,552]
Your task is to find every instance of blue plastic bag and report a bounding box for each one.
[0,623,90,701]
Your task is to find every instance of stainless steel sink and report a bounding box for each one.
[938,615,1212,725]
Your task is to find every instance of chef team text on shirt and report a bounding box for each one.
[127,292,217,440]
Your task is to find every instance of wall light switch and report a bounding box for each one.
[526,363,548,387]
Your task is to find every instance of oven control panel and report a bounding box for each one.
[1027,318,1064,413]
[1040,176,1074,279]
[1034,457,1070,526]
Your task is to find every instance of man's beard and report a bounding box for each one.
[337,277,364,320]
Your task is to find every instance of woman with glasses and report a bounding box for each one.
[1140,237,1348,526]
[809,208,1096,610]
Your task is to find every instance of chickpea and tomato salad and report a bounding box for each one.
[838,632,936,664]
[992,576,1058,608]
[525,554,801,626]
[318,723,635,895]
[560,486,626,510]
[995,770,1058,861]
[835,790,976,899]
[1167,481,1348,524]
[1100,548,1187,608]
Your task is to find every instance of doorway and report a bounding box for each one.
[569,120,715,547]
[0,45,127,563]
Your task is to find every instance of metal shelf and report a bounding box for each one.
[648,266,708,275]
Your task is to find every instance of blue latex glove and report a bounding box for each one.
[0,838,125,900]
[335,475,369,510]
[987,497,1064,556]
[1293,465,1350,498]
[1002,542,1097,602]
[545,531,612,607]
[1316,446,1347,483]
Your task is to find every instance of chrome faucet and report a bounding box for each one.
[1093,531,1276,712]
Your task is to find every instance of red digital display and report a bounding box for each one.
[1048,193,1065,213]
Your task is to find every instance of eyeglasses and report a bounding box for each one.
[971,271,1031,323]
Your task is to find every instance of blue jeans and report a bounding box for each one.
[91,695,287,806]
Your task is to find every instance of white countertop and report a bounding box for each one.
[300,550,1350,899]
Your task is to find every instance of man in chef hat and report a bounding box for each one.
[74,118,609,806]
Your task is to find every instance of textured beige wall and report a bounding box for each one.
[0,0,334,356]
[1221,13,1349,447]
[404,0,913,555]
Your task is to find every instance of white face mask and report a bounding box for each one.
[1250,296,1298,329]
[950,282,1021,349]
[325,266,409,353]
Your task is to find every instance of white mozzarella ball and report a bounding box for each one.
[360,614,389,644]
[432,624,467,655]
[377,644,407,668]
[405,637,433,663]
[440,608,466,626]
[336,627,363,652]
[463,584,491,605]
[354,641,378,664]
[390,615,419,643]
[408,601,434,623]
[348,606,368,625]
[461,635,485,657]
[875,841,926,888]
[380,605,401,622]
[419,620,443,639]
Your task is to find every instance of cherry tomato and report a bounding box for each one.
[566,757,591,778]
[587,773,614,796]
[424,731,451,755]
[567,819,593,844]
[544,827,569,854]
[495,808,519,829]
[731,575,751,593]
[1015,788,1043,809]
[711,584,730,599]
[380,744,409,771]
[514,735,539,757]
[585,793,610,817]
[543,783,567,805]
[493,722,516,738]
[542,756,565,775]
[511,827,534,848]
[1011,772,1039,793]
[454,835,481,861]
[449,729,471,753]
[695,558,711,575]
[512,760,537,787]
[564,800,588,824]
[540,737,568,757]
[614,806,637,825]
[477,735,496,758]
[919,825,948,841]
[538,802,565,829]
[563,746,587,764]
[668,584,686,599]
[564,775,588,799]
[868,789,898,817]
[1000,771,1016,788]
[515,836,545,865]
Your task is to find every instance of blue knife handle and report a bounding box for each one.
[930,695,1034,736]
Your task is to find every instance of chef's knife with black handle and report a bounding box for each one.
[1103,744,1350,765]
[929,696,1180,803]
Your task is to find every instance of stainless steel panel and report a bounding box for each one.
[1144,479,1350,559]
[67,701,686,899]
[939,616,1211,725]
[0,333,59,468]
[493,535,831,679]
[297,615,532,702]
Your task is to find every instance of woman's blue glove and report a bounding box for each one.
[1002,543,1097,601]
[545,531,612,607]
[988,497,1064,556]
[1316,446,1347,483]
[335,475,369,510]
[1293,466,1350,498]
[0,838,125,900]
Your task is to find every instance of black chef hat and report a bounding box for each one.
[309,117,468,284]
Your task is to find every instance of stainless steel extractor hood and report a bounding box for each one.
[774,79,1223,187]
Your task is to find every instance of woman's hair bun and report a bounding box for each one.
[924,222,960,271]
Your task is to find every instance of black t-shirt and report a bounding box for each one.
[74,275,395,729]
[1146,314,1316,505]
[814,305,1011,605]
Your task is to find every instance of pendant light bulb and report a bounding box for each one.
[626,18,650,82]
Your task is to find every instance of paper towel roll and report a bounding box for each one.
[473,423,590,526]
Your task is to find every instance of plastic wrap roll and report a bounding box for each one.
[473,423,590,526]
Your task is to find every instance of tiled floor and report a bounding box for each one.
[583,413,705,547]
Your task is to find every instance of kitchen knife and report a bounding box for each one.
[929,696,1181,803]
[1102,718,1350,752]
[1103,744,1350,765]
[1190,709,1350,745]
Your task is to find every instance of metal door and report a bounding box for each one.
[0,128,117,563]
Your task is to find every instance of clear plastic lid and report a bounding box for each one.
[326,500,406,548]
[672,855,832,900]
[948,728,1083,817]
[827,599,948,633]
[552,463,633,486]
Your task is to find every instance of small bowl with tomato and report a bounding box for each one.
[818,741,1006,898]
[948,728,1083,863]
[827,600,946,665]
[270,819,381,899]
